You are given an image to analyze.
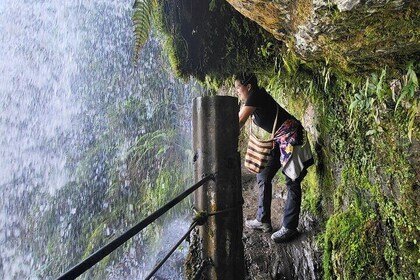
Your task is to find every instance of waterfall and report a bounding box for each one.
[0,1,199,279]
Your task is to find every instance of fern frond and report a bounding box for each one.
[132,0,155,64]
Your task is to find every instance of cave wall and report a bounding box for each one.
[156,0,419,279]
[155,0,282,82]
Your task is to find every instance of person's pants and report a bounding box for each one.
[255,145,307,229]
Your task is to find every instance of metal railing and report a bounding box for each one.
[56,174,215,280]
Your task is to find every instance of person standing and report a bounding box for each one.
[235,73,314,243]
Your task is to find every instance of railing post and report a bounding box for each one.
[192,96,244,279]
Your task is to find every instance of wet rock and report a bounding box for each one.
[242,168,322,280]
[226,0,419,71]
[243,217,322,279]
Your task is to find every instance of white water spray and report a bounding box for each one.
[0,1,198,279]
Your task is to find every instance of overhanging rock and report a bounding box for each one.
[226,0,420,71]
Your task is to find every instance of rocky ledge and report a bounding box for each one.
[242,168,322,280]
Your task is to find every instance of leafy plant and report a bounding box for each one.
[395,63,418,111]
[132,0,156,63]
[322,67,331,92]
[349,68,389,135]
[407,98,418,141]
[259,42,273,58]
[395,63,419,141]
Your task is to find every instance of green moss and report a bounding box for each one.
[314,1,420,75]
[152,3,420,277]
[82,223,107,259]
[255,60,419,279]
[323,205,386,280]
[301,168,321,215]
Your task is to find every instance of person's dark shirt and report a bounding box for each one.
[245,87,295,133]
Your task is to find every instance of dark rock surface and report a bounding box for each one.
[242,168,322,280]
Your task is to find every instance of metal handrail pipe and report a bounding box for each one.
[56,174,215,280]
[144,220,199,280]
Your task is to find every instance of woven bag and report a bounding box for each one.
[244,135,273,173]
[244,106,279,174]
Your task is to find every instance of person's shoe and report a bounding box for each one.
[271,227,298,243]
[245,219,272,233]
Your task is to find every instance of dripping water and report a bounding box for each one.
[0,1,200,279]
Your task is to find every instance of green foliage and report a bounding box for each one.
[301,168,322,215]
[396,63,419,141]
[407,97,418,142]
[141,169,192,217]
[259,42,274,58]
[396,64,418,111]
[26,36,202,279]
[152,2,419,277]
[323,204,385,280]
[347,64,419,140]
[253,58,419,279]
[348,69,388,135]
[132,0,156,63]
[208,0,217,12]
[282,49,302,76]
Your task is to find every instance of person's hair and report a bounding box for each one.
[235,73,258,90]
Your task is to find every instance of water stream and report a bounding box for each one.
[0,1,200,279]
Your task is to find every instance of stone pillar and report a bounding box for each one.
[192,96,244,280]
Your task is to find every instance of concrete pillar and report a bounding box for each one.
[192,96,244,280]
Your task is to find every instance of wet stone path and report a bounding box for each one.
[241,168,322,280]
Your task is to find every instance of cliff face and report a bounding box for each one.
[158,1,419,279]
[226,0,419,73]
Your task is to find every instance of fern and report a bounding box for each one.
[132,0,155,64]
[375,67,387,102]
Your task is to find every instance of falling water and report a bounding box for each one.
[0,1,200,279]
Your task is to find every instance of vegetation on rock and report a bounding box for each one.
[147,0,419,279]
[265,59,419,279]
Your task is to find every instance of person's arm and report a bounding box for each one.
[239,106,256,128]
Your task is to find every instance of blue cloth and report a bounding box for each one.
[255,144,308,229]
